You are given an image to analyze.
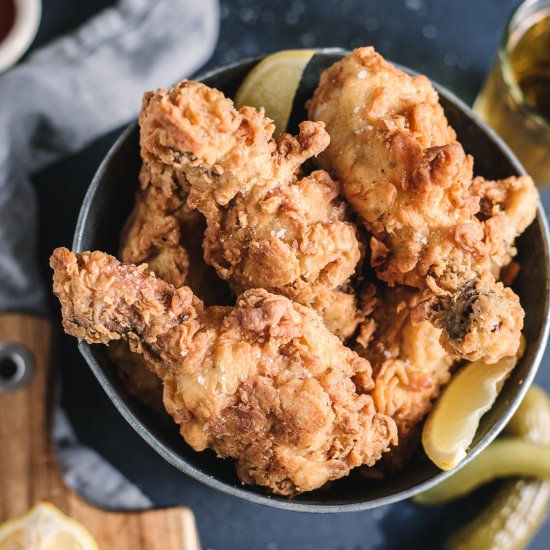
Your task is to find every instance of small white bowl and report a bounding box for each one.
[0,0,41,73]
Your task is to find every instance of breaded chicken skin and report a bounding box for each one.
[471,175,538,275]
[51,248,396,495]
[120,159,190,288]
[139,81,362,338]
[113,157,231,412]
[308,47,537,362]
[356,285,456,470]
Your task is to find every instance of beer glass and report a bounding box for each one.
[473,0,550,185]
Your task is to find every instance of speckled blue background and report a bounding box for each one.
[33,1,550,548]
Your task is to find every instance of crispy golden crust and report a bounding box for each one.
[121,157,231,305]
[471,175,538,274]
[115,156,232,413]
[308,47,536,363]
[139,80,362,338]
[51,248,396,496]
[273,280,361,340]
[120,160,190,288]
[355,285,456,470]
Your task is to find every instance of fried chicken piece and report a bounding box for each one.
[51,248,397,495]
[308,47,537,362]
[139,80,362,338]
[355,285,456,470]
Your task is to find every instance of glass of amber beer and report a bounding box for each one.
[473,0,550,186]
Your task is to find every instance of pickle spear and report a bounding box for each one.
[445,386,550,550]
[415,438,550,505]
[504,386,550,441]
[417,386,550,550]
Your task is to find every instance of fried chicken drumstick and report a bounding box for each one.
[138,80,362,338]
[308,47,537,363]
[51,247,396,495]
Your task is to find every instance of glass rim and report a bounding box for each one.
[498,0,550,132]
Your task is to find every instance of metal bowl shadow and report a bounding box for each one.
[73,49,550,513]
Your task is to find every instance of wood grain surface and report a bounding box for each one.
[0,313,200,550]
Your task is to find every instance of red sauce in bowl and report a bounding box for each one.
[0,0,16,44]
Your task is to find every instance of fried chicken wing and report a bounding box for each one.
[356,285,456,470]
[51,248,396,495]
[308,47,537,362]
[139,81,362,338]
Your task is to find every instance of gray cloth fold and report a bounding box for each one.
[54,409,153,509]
[0,0,219,313]
[0,0,219,508]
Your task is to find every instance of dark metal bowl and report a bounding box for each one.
[73,49,550,512]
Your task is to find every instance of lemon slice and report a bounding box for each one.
[0,502,99,550]
[422,337,526,471]
[234,49,315,135]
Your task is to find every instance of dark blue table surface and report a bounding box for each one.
[32,1,550,548]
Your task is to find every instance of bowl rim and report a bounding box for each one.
[73,48,550,513]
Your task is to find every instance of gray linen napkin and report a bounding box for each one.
[0,0,219,313]
[0,0,219,507]
[54,409,154,508]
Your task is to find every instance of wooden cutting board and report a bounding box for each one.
[0,313,200,549]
